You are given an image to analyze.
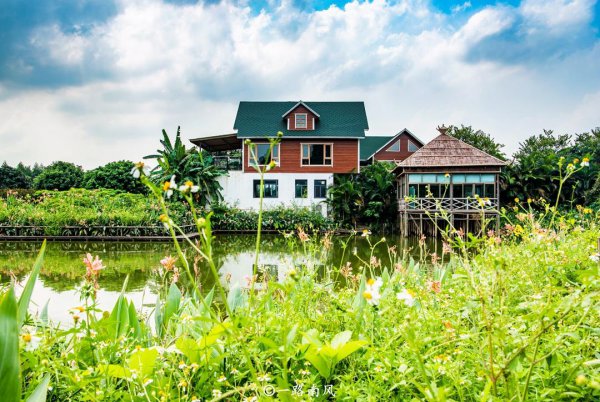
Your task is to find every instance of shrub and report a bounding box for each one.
[82,160,146,194]
[33,161,83,190]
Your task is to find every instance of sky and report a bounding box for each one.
[0,0,599,169]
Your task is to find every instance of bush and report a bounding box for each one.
[0,162,31,189]
[82,160,146,194]
[210,203,335,232]
[33,161,83,190]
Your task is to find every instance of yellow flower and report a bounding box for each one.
[514,198,520,203]
[22,333,32,343]
[581,157,590,167]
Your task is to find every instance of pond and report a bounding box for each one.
[0,234,439,325]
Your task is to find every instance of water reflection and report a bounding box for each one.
[0,234,439,323]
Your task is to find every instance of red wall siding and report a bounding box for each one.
[244,139,359,173]
[373,133,421,162]
[286,105,316,131]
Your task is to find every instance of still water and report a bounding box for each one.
[0,234,435,324]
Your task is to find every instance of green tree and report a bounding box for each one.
[33,161,84,191]
[327,162,397,231]
[144,127,224,206]
[82,161,146,194]
[449,125,507,160]
[0,162,31,189]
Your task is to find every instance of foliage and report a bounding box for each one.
[0,189,191,235]
[327,161,397,231]
[144,126,224,206]
[503,128,599,207]
[33,161,83,191]
[82,161,146,194]
[0,162,31,189]
[448,124,507,160]
[210,203,335,232]
[7,190,600,401]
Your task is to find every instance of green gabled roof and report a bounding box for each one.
[234,101,368,138]
[360,136,394,160]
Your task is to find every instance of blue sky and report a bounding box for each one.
[1,0,599,168]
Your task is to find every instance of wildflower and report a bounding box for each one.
[396,289,415,306]
[178,380,188,388]
[83,253,104,277]
[230,368,240,375]
[370,256,381,268]
[178,361,187,370]
[514,197,520,203]
[21,332,42,351]
[217,374,227,383]
[442,242,452,255]
[266,160,277,171]
[527,198,532,204]
[162,175,177,198]
[131,161,150,178]
[299,369,310,376]
[178,180,199,194]
[212,389,222,398]
[340,262,353,278]
[257,373,272,382]
[567,163,575,171]
[443,320,453,331]
[363,277,383,306]
[160,255,177,271]
[428,280,442,294]
[374,365,384,373]
[143,378,153,387]
[576,375,588,386]
[590,253,600,263]
[361,229,371,237]
[581,157,590,167]
[297,227,309,242]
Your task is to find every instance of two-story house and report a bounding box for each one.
[191,101,369,214]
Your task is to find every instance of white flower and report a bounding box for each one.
[396,289,416,306]
[363,277,383,306]
[178,180,199,194]
[162,175,177,198]
[131,162,150,178]
[590,253,600,263]
[21,333,42,351]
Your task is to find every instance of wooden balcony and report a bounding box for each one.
[398,197,499,212]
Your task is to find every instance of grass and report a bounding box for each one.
[0,164,599,401]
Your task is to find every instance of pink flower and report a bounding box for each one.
[428,280,442,294]
[160,255,177,271]
[83,253,104,276]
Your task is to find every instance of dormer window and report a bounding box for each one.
[295,113,307,129]
[388,140,401,152]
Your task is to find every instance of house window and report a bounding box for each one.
[253,180,278,198]
[249,143,279,166]
[408,140,419,152]
[295,180,308,198]
[295,113,307,129]
[302,144,332,166]
[388,140,401,152]
[314,180,327,198]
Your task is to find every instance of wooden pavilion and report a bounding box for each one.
[394,126,507,236]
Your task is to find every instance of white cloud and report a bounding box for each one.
[520,0,594,30]
[0,0,598,169]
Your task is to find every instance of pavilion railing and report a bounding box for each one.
[212,156,242,171]
[398,197,499,212]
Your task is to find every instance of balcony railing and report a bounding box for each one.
[398,197,499,212]
[212,156,242,171]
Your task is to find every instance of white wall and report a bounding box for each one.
[217,171,333,215]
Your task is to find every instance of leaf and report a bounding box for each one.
[0,288,20,402]
[101,364,132,379]
[128,348,159,377]
[227,284,247,312]
[25,375,51,402]
[352,276,366,311]
[305,349,332,379]
[18,240,46,327]
[109,295,130,339]
[154,294,163,338]
[336,340,368,362]
[39,299,49,326]
[163,283,182,330]
[330,330,352,350]
[175,337,202,364]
